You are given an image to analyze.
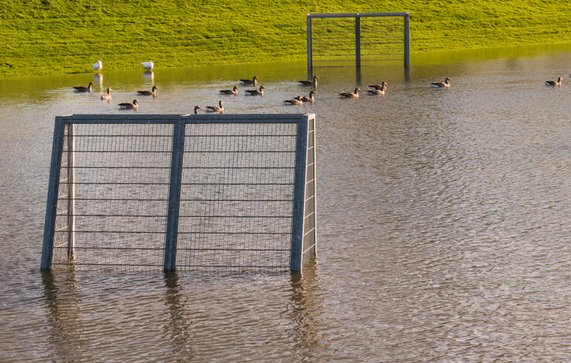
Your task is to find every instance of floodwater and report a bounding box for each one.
[1,47,570,362]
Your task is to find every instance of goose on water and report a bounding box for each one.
[100,87,112,101]
[367,81,388,96]
[299,75,318,88]
[245,85,265,96]
[367,88,386,96]
[300,90,316,103]
[206,100,224,113]
[220,86,239,95]
[137,85,158,97]
[73,82,94,93]
[431,77,451,88]
[545,76,562,87]
[339,87,360,99]
[368,81,388,90]
[284,97,304,105]
[240,76,258,86]
[118,99,139,110]
[193,105,201,114]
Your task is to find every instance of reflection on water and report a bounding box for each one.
[42,269,95,361]
[1,47,571,361]
[162,272,194,360]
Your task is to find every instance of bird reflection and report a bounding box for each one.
[93,73,103,87]
[143,71,155,82]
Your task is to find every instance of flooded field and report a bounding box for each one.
[1,48,570,361]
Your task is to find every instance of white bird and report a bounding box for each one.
[92,60,102,73]
[142,61,154,71]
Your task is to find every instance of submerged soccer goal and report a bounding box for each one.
[306,12,410,74]
[40,114,317,273]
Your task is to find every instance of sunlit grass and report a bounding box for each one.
[1,0,571,78]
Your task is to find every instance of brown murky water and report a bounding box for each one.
[1,49,570,361]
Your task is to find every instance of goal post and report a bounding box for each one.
[40,113,317,274]
[306,12,410,75]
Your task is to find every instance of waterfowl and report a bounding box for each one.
[220,86,239,95]
[245,85,265,96]
[300,90,316,103]
[545,76,562,87]
[431,77,451,88]
[73,82,94,93]
[92,60,103,73]
[240,76,258,86]
[206,100,224,113]
[137,85,158,97]
[299,75,318,88]
[118,99,139,110]
[193,105,201,114]
[367,82,388,96]
[368,81,388,91]
[367,88,384,96]
[339,87,360,99]
[142,61,154,71]
[100,88,112,101]
[284,97,303,105]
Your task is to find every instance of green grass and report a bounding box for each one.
[2,0,571,78]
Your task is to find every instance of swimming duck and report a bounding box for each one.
[220,86,239,95]
[206,100,224,113]
[368,81,388,91]
[245,85,265,96]
[73,82,94,93]
[545,76,562,87]
[240,76,258,86]
[100,87,112,101]
[118,99,139,110]
[137,85,158,97]
[142,61,154,71]
[431,77,451,88]
[367,88,385,96]
[284,97,304,105]
[299,75,318,88]
[339,87,360,99]
[367,82,388,96]
[92,60,103,73]
[193,105,201,114]
[300,90,316,103]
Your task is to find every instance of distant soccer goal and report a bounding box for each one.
[40,114,317,273]
[307,12,410,74]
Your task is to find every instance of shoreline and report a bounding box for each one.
[2,41,570,81]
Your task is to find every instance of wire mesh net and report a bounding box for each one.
[311,15,406,67]
[177,122,298,272]
[52,123,172,269]
[46,115,316,273]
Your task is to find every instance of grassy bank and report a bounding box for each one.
[1,0,571,78]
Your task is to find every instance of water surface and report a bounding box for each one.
[1,49,570,361]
